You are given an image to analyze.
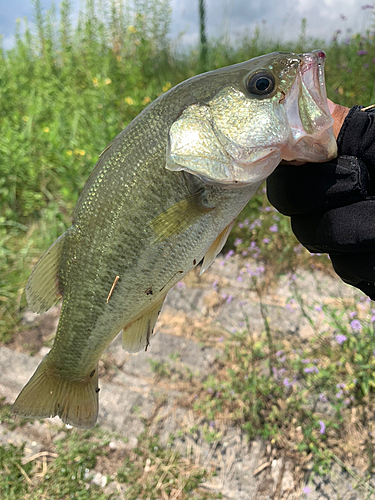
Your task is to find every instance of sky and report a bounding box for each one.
[0,0,372,50]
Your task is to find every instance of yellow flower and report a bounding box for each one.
[162,81,172,92]
[116,55,122,62]
[43,127,50,133]
[127,25,137,34]
[104,78,111,85]
[338,86,344,95]
[22,116,29,122]
[125,97,135,105]
[92,77,99,88]
[79,150,85,156]
[66,150,73,156]
[142,96,151,105]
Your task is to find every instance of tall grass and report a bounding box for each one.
[1,0,375,339]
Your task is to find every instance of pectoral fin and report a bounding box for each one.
[25,234,65,313]
[149,189,214,243]
[200,221,235,275]
[122,295,166,353]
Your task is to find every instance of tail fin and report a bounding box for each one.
[11,357,99,429]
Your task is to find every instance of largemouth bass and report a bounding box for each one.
[12,50,336,428]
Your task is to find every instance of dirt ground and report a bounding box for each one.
[1,257,374,499]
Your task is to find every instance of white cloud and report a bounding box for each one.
[0,0,371,49]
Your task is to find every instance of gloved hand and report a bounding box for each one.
[266,105,375,299]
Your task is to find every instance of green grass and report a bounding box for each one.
[1,1,375,340]
[189,265,375,480]
[2,3,375,493]
[0,414,213,500]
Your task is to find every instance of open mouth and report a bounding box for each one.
[281,50,337,163]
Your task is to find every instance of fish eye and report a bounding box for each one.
[246,71,276,96]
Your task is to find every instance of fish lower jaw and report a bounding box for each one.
[225,150,281,185]
[280,129,337,163]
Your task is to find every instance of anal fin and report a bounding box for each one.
[26,234,65,313]
[200,221,235,275]
[122,295,166,353]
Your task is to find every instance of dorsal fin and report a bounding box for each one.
[25,234,65,313]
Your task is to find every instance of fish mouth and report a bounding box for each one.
[281,50,337,163]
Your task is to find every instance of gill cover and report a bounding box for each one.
[166,51,336,186]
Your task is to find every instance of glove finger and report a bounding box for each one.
[291,200,375,254]
[330,253,375,300]
[267,156,369,216]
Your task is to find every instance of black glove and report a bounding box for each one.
[266,105,375,299]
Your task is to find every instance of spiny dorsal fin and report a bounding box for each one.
[122,295,166,353]
[11,356,99,429]
[200,221,235,275]
[149,190,214,243]
[26,234,65,313]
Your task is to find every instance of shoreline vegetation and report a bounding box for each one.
[1,1,375,497]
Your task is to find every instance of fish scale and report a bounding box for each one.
[12,50,336,428]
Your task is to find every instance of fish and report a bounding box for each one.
[12,50,336,428]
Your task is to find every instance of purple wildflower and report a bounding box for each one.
[283,378,290,387]
[319,420,326,434]
[335,334,347,345]
[304,366,319,374]
[237,276,244,282]
[234,238,243,246]
[315,305,323,312]
[263,238,270,244]
[302,359,310,364]
[319,393,327,403]
[349,311,357,318]
[276,350,284,357]
[357,50,368,56]
[351,319,362,331]
[238,222,244,229]
[303,486,311,495]
[225,249,234,259]
[226,295,233,304]
[176,282,185,290]
[269,224,278,233]
[212,279,219,288]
